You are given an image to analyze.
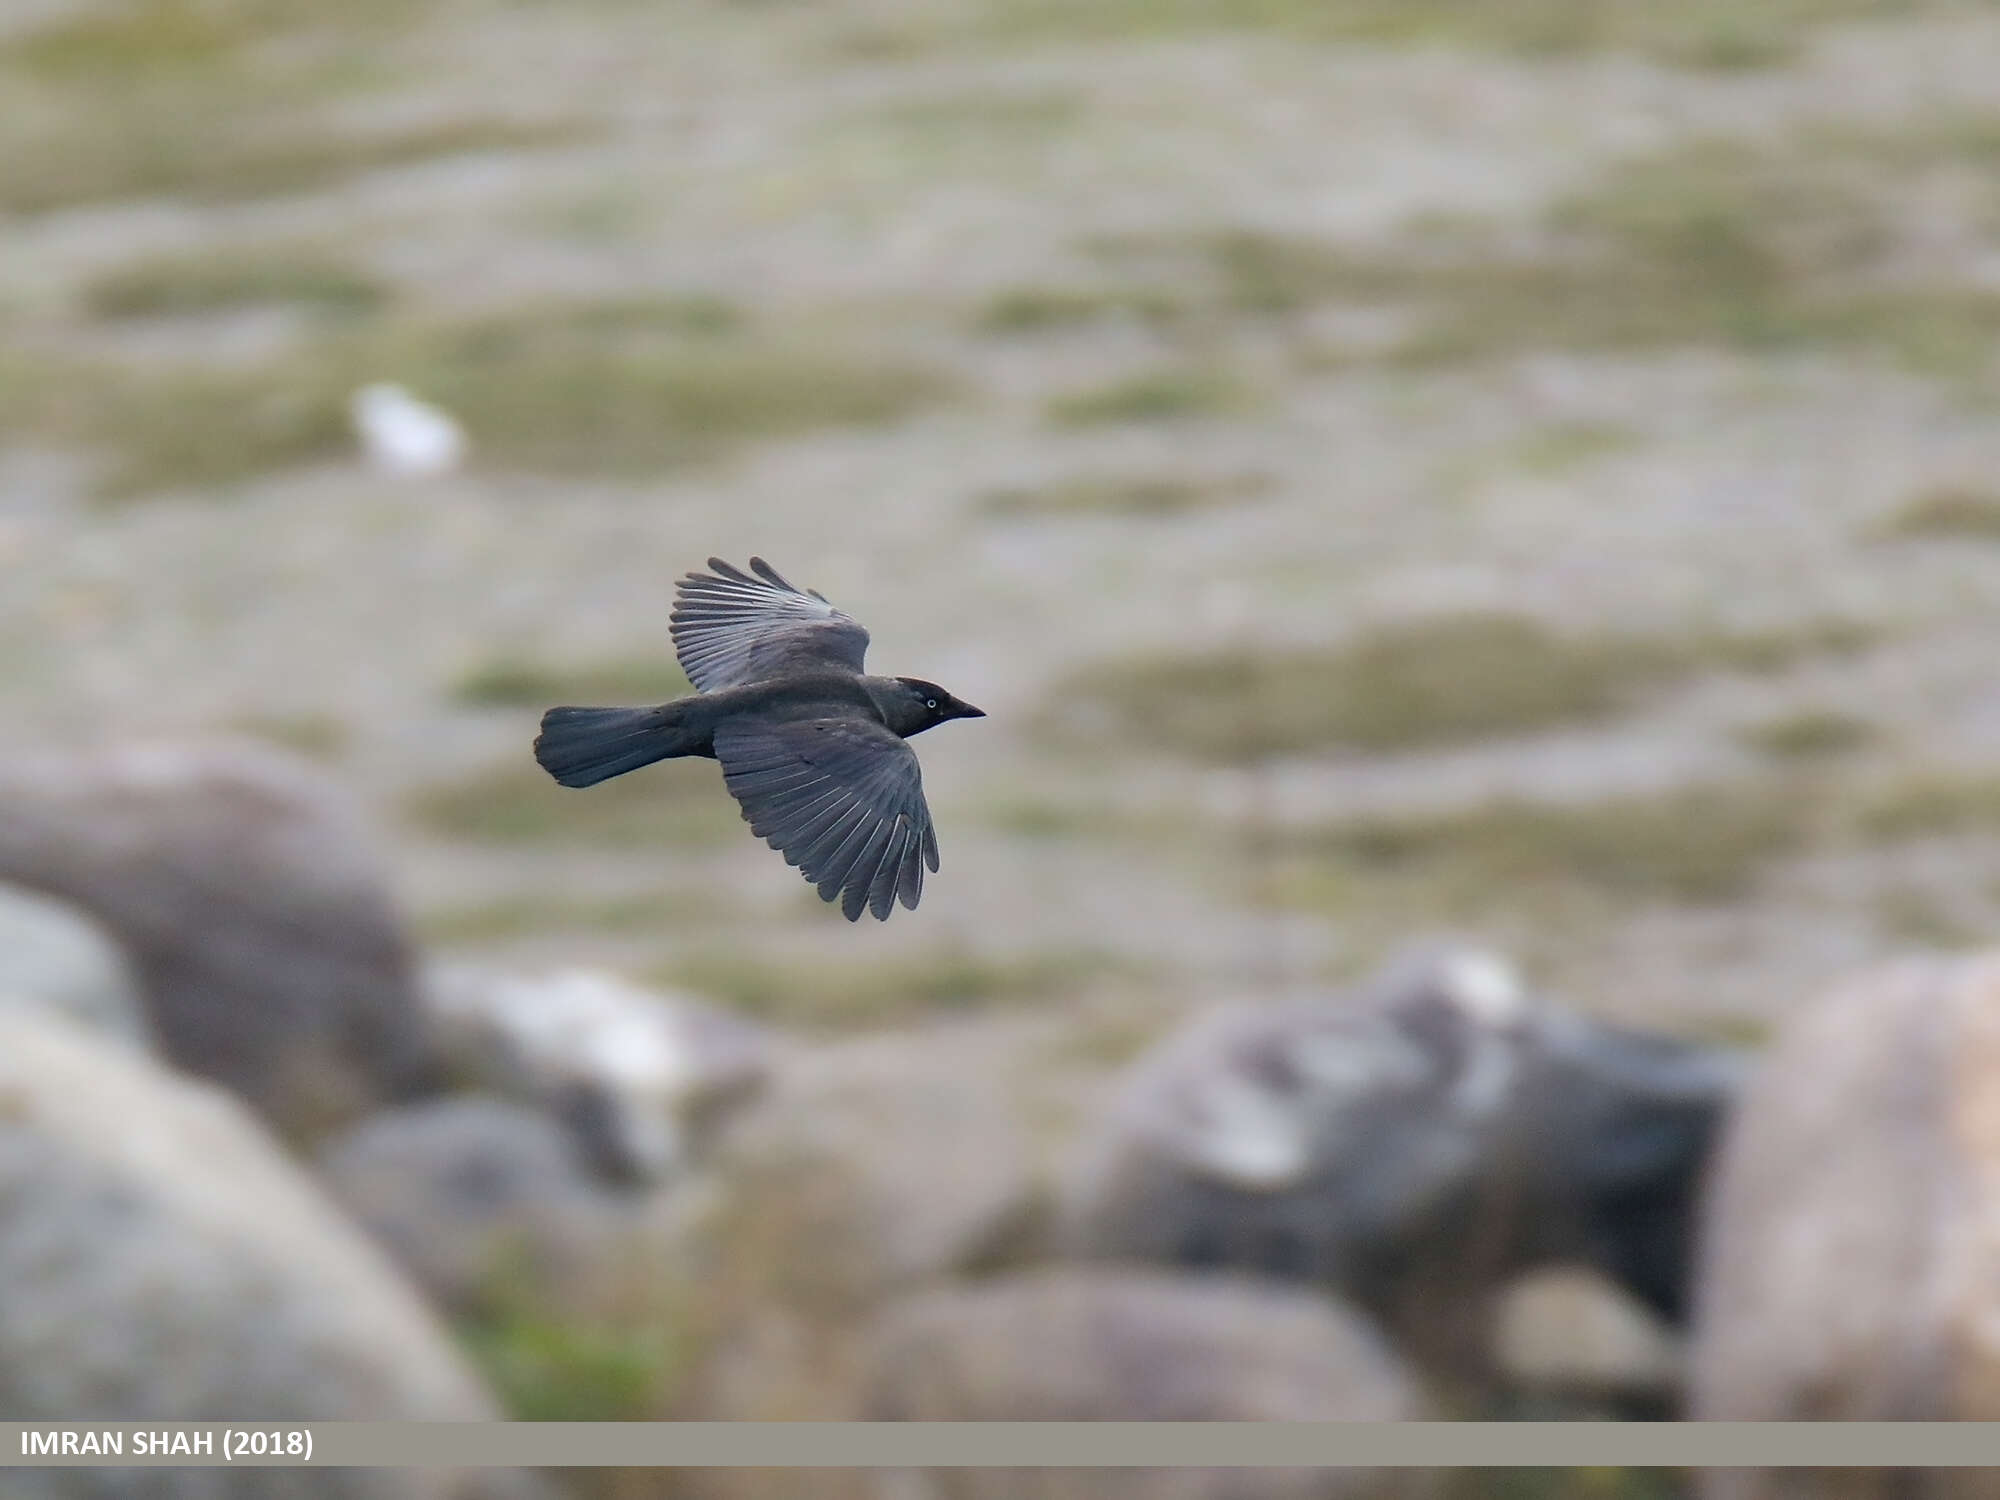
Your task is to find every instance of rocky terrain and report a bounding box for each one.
[6,0,2000,1494]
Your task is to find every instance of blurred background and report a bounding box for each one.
[7,0,2000,1495]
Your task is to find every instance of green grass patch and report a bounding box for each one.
[462,1311,671,1421]
[1056,616,1651,759]
[1090,122,2000,372]
[5,0,413,77]
[535,293,747,339]
[975,284,1186,334]
[1295,780,1813,905]
[1260,760,2000,930]
[1681,1014,1774,1049]
[407,758,742,849]
[90,366,357,499]
[1045,365,1254,426]
[1873,887,1987,948]
[665,947,1133,1031]
[825,83,1090,178]
[5,0,376,78]
[1203,228,1375,315]
[1082,228,1362,319]
[1439,421,1643,499]
[862,85,1087,138]
[36,297,949,497]
[973,795,1149,840]
[0,105,595,217]
[1048,612,1878,763]
[974,0,1935,67]
[11,3,264,76]
[1875,485,2000,540]
[1738,709,1876,759]
[1039,1008,1175,1069]
[978,470,1269,519]
[1558,137,1878,281]
[83,248,389,320]
[1500,422,1643,477]
[1692,616,1879,673]
[1454,134,2000,369]
[453,654,692,709]
[1858,769,2000,841]
[420,888,728,945]
[0,0,578,216]
[221,712,350,759]
[457,1257,690,1423]
[416,324,950,479]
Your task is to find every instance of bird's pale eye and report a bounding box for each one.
[925,698,938,710]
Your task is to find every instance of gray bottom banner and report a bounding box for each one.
[1,1424,1997,1468]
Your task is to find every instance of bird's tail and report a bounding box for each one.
[534,705,684,788]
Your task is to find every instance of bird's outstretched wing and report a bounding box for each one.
[713,716,939,922]
[671,557,871,692]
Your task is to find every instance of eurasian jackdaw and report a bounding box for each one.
[533,557,983,922]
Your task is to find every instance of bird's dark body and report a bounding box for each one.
[532,558,983,921]
[539,672,942,774]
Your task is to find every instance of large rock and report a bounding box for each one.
[0,1014,521,1498]
[422,964,772,1185]
[1060,942,1744,1387]
[714,1024,1040,1296]
[0,881,151,1049]
[668,1024,1044,1425]
[1691,951,2000,1446]
[858,1267,1430,1500]
[1492,1266,1684,1413]
[0,1013,496,1419]
[317,1095,683,1319]
[0,741,442,1139]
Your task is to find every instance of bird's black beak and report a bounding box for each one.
[953,701,986,720]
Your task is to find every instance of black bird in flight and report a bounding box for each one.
[533,557,985,922]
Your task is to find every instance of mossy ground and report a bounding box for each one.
[13,0,2000,1431]
[1046,613,1880,762]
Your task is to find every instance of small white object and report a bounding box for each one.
[1438,948,1526,1026]
[1179,1071,1309,1190]
[349,382,466,477]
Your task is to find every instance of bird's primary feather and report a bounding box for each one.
[670,556,871,692]
[713,716,936,921]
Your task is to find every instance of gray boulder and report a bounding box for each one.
[1060,942,1744,1385]
[666,1024,1045,1425]
[1691,951,2000,1445]
[1492,1266,1685,1410]
[422,964,771,1185]
[0,1012,497,1420]
[715,1023,1039,1294]
[0,881,151,1048]
[858,1267,1430,1500]
[317,1095,683,1319]
[0,741,442,1140]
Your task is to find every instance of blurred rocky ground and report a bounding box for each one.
[3,738,1993,1500]
[9,0,2000,1496]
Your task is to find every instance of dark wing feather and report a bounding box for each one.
[671,556,870,692]
[713,715,937,921]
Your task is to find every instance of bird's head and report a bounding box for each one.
[890,677,986,737]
